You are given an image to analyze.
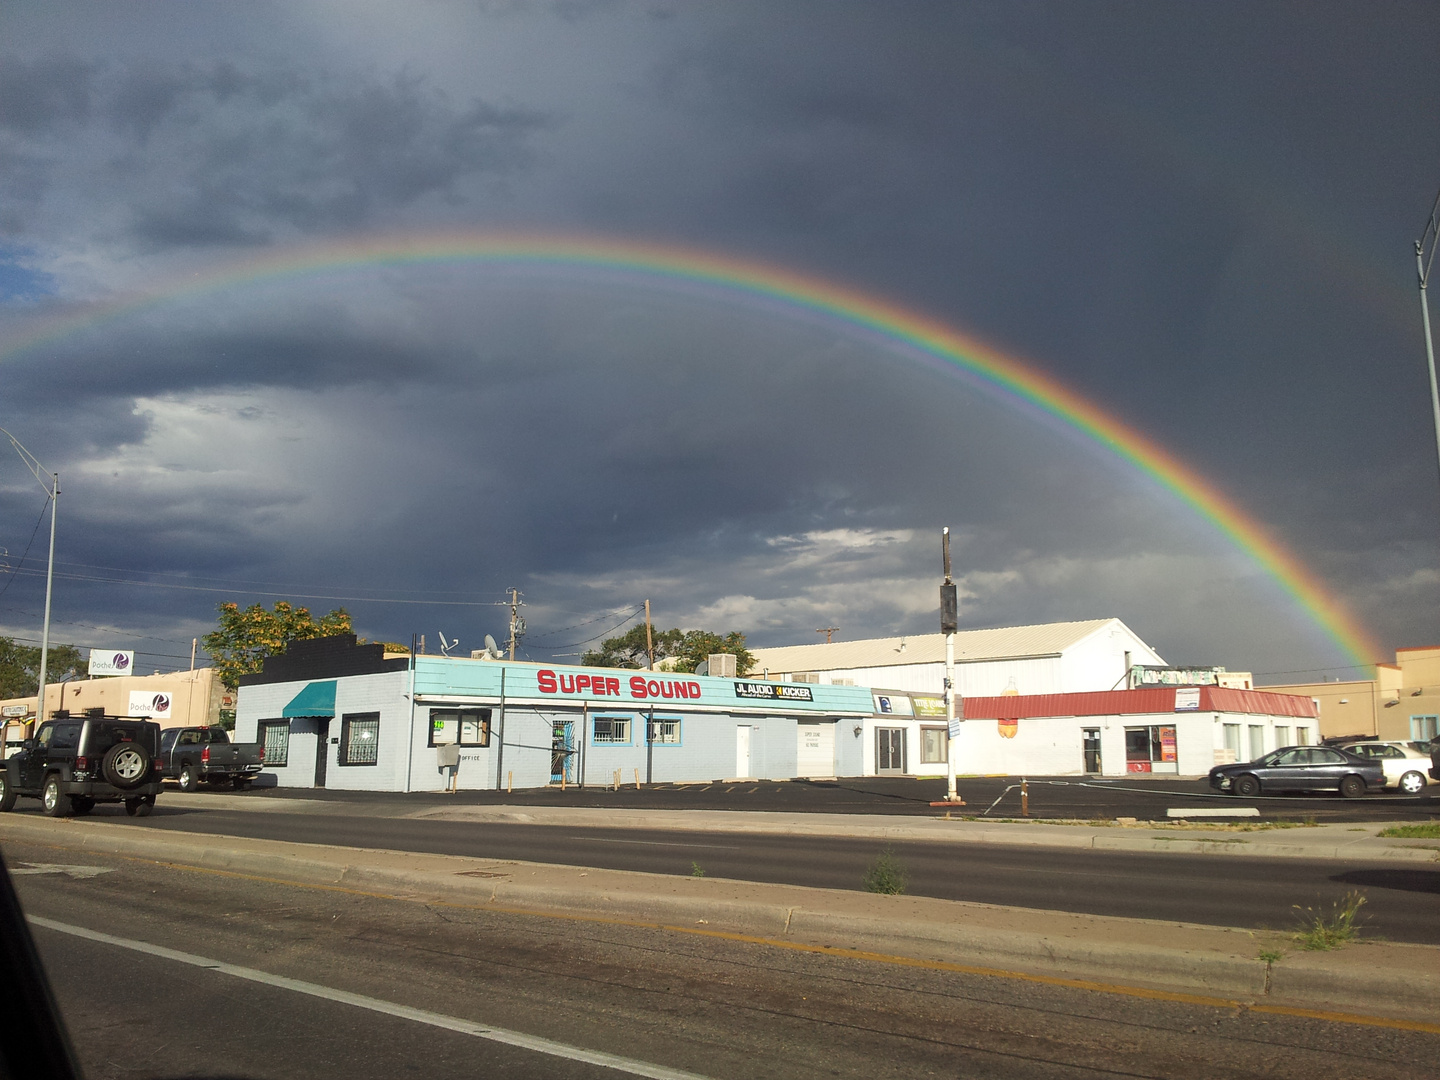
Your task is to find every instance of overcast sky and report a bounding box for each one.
[1,1,1438,683]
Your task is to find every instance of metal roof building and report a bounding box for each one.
[748,618,1166,698]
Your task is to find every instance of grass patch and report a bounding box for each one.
[1378,823,1440,839]
[862,847,909,895]
[1292,890,1366,951]
[1257,948,1285,964]
[690,861,706,878]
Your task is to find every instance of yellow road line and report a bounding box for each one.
[14,840,1440,1037]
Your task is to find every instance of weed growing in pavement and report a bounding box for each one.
[862,847,909,895]
[1257,948,1284,964]
[1292,890,1367,951]
[1378,823,1440,839]
[690,861,706,878]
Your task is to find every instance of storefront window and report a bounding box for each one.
[259,720,289,766]
[1275,725,1290,748]
[1124,725,1177,772]
[647,717,681,745]
[1412,716,1438,742]
[429,709,491,747]
[920,727,948,764]
[1222,723,1241,761]
[593,716,631,744]
[1248,724,1265,761]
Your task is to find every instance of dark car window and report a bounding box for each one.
[206,729,230,744]
[177,730,202,746]
[34,723,54,748]
[1271,749,1305,766]
[49,723,82,751]
[1312,748,1346,764]
[160,729,178,752]
[84,723,151,756]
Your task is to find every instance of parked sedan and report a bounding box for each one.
[1342,741,1436,796]
[1209,745,1384,799]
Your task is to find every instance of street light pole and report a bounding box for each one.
[2,428,59,723]
[1416,186,1440,488]
[940,527,962,804]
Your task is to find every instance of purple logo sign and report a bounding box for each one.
[152,694,170,712]
[113,653,131,671]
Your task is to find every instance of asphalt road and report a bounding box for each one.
[49,801,1440,945]
[231,773,1440,823]
[11,839,1436,1080]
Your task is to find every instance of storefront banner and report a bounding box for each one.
[912,697,946,717]
[89,650,134,677]
[1,704,28,717]
[735,680,814,701]
[1160,725,1177,762]
[1174,687,1201,711]
[873,694,913,716]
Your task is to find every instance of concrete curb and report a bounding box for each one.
[3,816,1436,1023]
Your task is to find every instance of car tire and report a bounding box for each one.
[101,743,152,790]
[1234,774,1261,798]
[1398,771,1426,796]
[0,772,16,813]
[42,775,71,818]
[70,796,95,816]
[1339,774,1366,799]
[177,764,199,792]
[124,795,155,818]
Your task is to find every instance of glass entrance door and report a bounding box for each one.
[1082,728,1102,773]
[876,727,905,774]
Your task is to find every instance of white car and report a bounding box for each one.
[1343,741,1436,796]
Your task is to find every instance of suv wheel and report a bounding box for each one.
[101,742,151,790]
[177,765,199,792]
[0,773,15,813]
[42,775,71,817]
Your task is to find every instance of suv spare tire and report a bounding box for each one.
[102,742,151,790]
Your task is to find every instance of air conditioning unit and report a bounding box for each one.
[707,653,737,678]
[793,672,820,684]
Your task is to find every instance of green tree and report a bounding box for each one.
[0,637,84,699]
[582,625,754,676]
[201,601,352,690]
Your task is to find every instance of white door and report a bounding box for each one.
[736,725,752,778]
[796,723,835,778]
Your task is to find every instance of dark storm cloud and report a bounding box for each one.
[3,2,1439,680]
[0,54,549,248]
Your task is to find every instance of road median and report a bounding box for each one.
[3,814,1436,1027]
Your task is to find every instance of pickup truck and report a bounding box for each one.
[160,727,264,791]
[0,716,163,817]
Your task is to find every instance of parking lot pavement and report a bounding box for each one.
[198,773,1440,824]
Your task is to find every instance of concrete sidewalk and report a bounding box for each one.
[2,814,1435,1027]
[159,790,1440,861]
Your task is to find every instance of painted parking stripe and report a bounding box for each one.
[29,915,710,1080]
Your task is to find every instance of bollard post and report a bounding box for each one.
[1021,778,1029,817]
[634,767,641,790]
[507,770,513,794]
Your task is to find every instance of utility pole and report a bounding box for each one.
[815,626,839,644]
[644,599,655,671]
[1415,185,1440,489]
[2,429,58,725]
[937,526,964,807]
[506,589,525,661]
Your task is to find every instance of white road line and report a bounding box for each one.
[569,836,739,849]
[29,915,710,1080]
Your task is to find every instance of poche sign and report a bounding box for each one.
[88,650,134,677]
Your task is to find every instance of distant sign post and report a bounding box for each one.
[88,650,135,677]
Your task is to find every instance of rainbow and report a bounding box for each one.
[0,231,1383,669]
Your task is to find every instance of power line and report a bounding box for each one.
[524,604,646,643]
[0,495,50,604]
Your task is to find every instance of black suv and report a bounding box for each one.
[0,716,163,817]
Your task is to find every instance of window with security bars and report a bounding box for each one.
[341,713,380,766]
[259,720,289,766]
[647,717,681,744]
[592,716,631,744]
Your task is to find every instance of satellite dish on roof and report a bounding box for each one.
[694,660,709,676]
[437,631,459,657]
[481,634,502,660]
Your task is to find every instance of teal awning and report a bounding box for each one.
[282,680,336,718]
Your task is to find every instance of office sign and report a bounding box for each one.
[89,650,134,677]
[1174,687,1201,711]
